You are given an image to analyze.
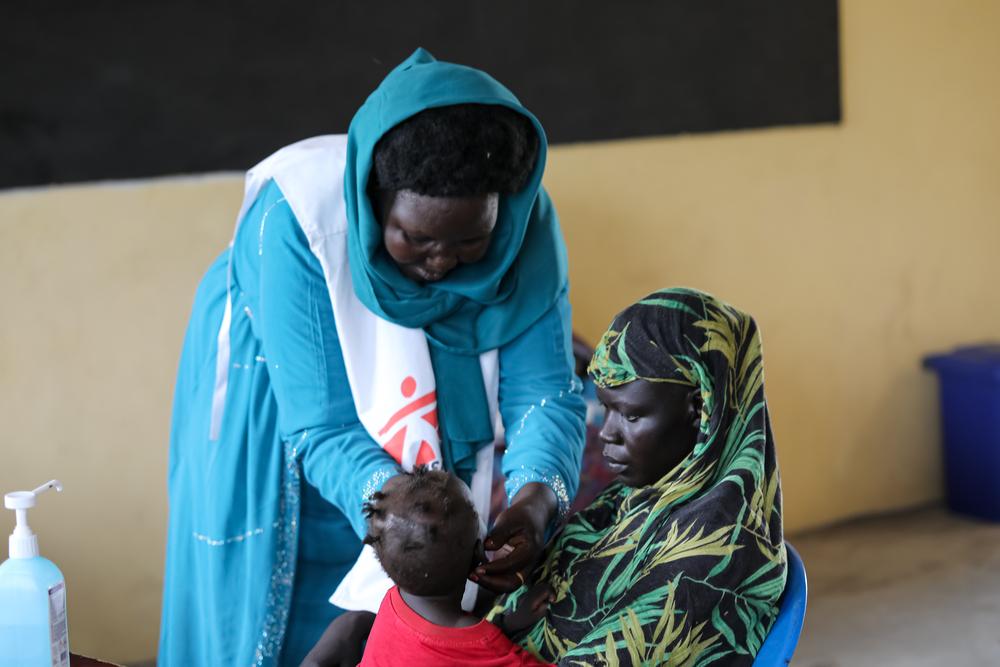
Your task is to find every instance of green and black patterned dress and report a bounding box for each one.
[492,288,786,666]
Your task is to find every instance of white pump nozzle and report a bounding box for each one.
[5,479,63,559]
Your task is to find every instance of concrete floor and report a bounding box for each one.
[791,505,1000,666]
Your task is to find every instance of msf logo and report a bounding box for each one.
[377,376,440,468]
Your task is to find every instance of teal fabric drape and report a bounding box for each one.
[344,48,569,468]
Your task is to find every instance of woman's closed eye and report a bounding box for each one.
[604,404,638,423]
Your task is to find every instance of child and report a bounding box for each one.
[357,468,551,666]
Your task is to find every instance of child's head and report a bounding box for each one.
[363,468,481,596]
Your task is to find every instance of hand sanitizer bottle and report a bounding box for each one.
[0,480,70,666]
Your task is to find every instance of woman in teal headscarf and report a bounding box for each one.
[159,49,585,666]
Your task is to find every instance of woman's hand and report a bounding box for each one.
[473,482,557,592]
[497,582,554,636]
[298,610,376,667]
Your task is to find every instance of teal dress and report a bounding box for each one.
[159,50,586,667]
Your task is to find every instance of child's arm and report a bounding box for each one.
[300,610,376,667]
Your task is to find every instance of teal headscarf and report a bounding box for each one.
[344,49,569,474]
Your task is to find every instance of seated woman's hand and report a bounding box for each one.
[473,482,556,593]
[497,582,554,636]
[298,610,376,667]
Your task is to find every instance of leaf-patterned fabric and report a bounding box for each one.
[492,288,785,666]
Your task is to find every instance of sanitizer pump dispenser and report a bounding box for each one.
[0,480,70,667]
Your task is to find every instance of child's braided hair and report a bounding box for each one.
[363,467,480,596]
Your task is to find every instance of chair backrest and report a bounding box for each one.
[752,541,808,666]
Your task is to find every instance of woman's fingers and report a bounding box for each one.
[477,551,532,576]
[484,514,518,551]
[486,500,541,550]
[476,536,533,575]
[488,543,516,562]
[471,570,523,593]
[483,528,508,552]
[482,491,550,582]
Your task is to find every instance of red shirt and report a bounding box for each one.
[358,587,551,667]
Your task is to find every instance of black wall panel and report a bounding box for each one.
[1,1,840,188]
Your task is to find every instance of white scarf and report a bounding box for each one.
[212,135,499,612]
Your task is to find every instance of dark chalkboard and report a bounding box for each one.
[0,1,840,189]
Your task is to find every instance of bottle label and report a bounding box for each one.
[48,582,70,667]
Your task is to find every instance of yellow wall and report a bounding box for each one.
[1,0,998,661]
[0,176,241,662]
[551,0,1000,532]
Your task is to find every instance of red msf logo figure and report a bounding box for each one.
[377,376,440,468]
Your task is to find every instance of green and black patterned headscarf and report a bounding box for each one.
[493,287,785,666]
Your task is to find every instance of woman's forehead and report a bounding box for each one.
[596,379,690,408]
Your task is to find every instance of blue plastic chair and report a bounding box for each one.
[752,542,808,666]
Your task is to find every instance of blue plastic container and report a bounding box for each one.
[924,344,1000,521]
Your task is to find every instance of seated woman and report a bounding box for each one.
[482,287,787,665]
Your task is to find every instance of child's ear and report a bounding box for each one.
[470,538,486,572]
